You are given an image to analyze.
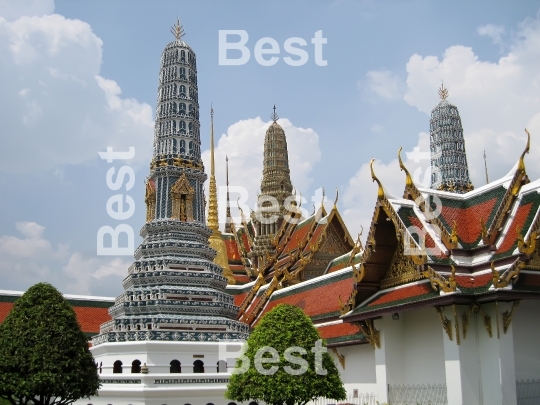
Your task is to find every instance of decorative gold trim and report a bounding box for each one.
[453,304,460,345]
[171,174,194,221]
[517,225,537,256]
[491,260,524,288]
[423,265,457,293]
[359,319,380,349]
[503,300,520,334]
[330,347,345,369]
[480,217,488,244]
[435,306,453,341]
[475,304,492,338]
[334,188,339,209]
[145,180,156,222]
[438,81,449,101]
[461,306,472,339]
[450,221,459,247]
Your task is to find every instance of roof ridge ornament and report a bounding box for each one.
[438,81,449,101]
[398,147,414,188]
[370,159,385,199]
[518,128,531,172]
[170,17,185,40]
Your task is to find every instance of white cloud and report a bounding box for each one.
[344,14,540,240]
[0,13,154,173]
[342,132,431,239]
[362,69,405,101]
[0,221,127,296]
[477,24,506,44]
[201,117,321,228]
[0,0,54,21]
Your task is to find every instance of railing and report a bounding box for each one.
[309,393,377,405]
[388,383,448,405]
[517,379,540,405]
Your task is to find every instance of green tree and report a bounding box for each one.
[0,283,101,405]
[225,303,346,405]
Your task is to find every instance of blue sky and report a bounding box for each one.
[1,0,539,296]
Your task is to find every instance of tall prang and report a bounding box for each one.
[92,20,248,347]
[429,83,474,193]
[249,106,294,270]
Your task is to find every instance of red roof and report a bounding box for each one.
[440,198,499,244]
[368,283,433,307]
[258,277,353,319]
[0,301,111,335]
[317,322,361,340]
[496,202,533,254]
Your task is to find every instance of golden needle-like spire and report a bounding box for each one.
[208,105,219,231]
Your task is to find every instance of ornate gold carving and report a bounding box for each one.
[516,128,531,182]
[503,300,520,334]
[477,305,492,338]
[453,304,460,345]
[359,319,380,349]
[450,221,459,247]
[171,174,194,221]
[422,265,456,293]
[370,159,385,199]
[517,225,537,255]
[381,243,424,288]
[339,288,357,315]
[480,217,488,244]
[145,180,156,222]
[491,260,524,288]
[330,347,345,369]
[435,306,452,341]
[461,306,470,339]
[352,262,365,283]
[333,188,339,209]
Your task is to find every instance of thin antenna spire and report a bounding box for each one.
[210,104,215,176]
[170,17,185,40]
[270,105,279,122]
[484,149,489,184]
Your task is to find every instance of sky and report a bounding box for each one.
[1,0,540,296]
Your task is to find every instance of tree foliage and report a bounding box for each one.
[0,283,101,405]
[225,304,346,405]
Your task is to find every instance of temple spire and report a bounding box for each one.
[484,150,489,184]
[429,84,473,193]
[224,155,233,233]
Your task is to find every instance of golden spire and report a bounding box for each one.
[224,155,233,233]
[370,159,385,199]
[207,106,235,284]
[170,17,185,40]
[438,81,449,101]
[207,105,219,232]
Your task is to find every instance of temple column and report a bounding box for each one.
[442,303,517,405]
[374,315,404,403]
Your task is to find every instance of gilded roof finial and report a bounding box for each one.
[170,17,185,40]
[438,81,449,101]
[398,147,414,188]
[334,188,339,209]
[518,128,531,172]
[271,104,279,122]
[484,150,489,184]
[370,159,385,199]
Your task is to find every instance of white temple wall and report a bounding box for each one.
[402,307,446,384]
[330,343,377,397]
[513,298,540,380]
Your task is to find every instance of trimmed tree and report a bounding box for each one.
[0,283,101,405]
[225,303,346,405]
